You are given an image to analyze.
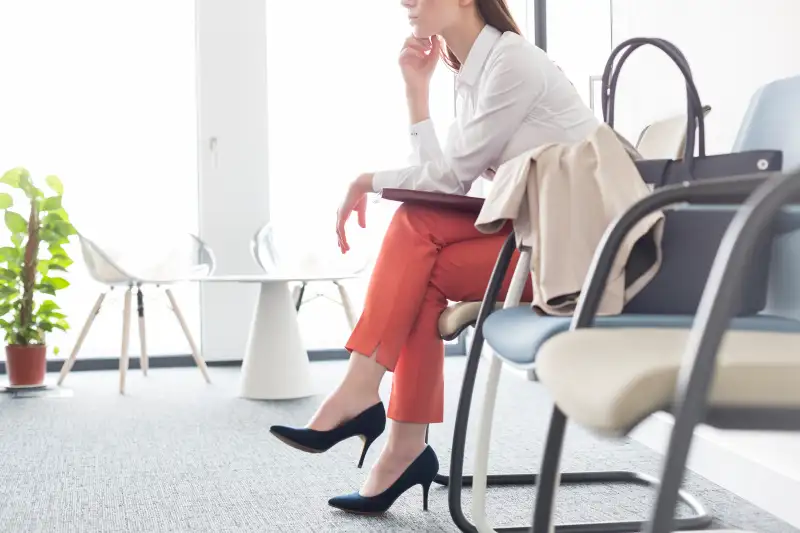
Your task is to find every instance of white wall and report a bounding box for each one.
[195,0,269,360]
[609,0,800,527]
[546,0,612,111]
[610,0,800,154]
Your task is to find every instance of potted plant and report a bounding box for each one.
[0,167,76,387]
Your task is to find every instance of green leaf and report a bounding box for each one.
[49,254,73,269]
[0,246,19,262]
[40,229,62,245]
[51,208,70,221]
[38,300,59,312]
[43,212,64,225]
[52,220,74,238]
[18,172,34,198]
[45,175,64,195]
[10,233,22,248]
[43,277,69,290]
[41,196,62,211]
[4,211,27,233]
[53,346,60,356]
[0,268,17,281]
[0,193,12,209]
[0,285,18,298]
[36,283,56,296]
[0,168,23,188]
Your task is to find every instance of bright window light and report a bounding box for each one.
[0,1,199,360]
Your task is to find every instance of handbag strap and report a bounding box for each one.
[607,40,707,162]
[601,37,706,164]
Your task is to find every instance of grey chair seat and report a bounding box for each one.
[483,305,800,368]
[438,300,532,340]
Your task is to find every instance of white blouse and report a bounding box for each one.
[372,24,600,195]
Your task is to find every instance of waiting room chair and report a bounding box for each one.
[251,222,367,329]
[635,105,712,160]
[436,106,713,345]
[434,76,800,532]
[734,75,800,171]
[447,174,799,533]
[527,168,800,533]
[57,232,214,393]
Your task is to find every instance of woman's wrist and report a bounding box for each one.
[352,173,375,194]
[406,88,430,124]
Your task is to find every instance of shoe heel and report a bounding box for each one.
[357,435,376,468]
[422,480,432,511]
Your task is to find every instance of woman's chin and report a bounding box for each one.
[410,24,434,39]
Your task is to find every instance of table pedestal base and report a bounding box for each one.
[240,281,315,400]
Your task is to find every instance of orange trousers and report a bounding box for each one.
[345,204,534,424]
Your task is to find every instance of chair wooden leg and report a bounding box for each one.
[137,286,148,376]
[334,281,357,330]
[57,292,107,386]
[165,288,211,384]
[119,286,133,394]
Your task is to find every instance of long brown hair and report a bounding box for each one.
[441,0,522,71]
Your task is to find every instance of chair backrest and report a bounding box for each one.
[733,75,800,171]
[623,206,773,316]
[634,105,712,160]
[145,232,216,280]
[250,222,369,278]
[732,75,800,320]
[78,231,215,284]
[78,232,137,284]
[251,223,280,273]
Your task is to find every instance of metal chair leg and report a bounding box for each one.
[436,234,712,533]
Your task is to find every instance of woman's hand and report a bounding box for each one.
[336,173,373,254]
[399,35,441,96]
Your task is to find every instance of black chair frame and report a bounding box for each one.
[430,172,779,533]
[525,172,782,533]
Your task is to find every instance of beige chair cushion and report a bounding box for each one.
[536,327,800,436]
[635,105,712,160]
[438,301,532,340]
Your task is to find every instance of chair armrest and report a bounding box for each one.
[573,171,778,329]
[646,167,800,533]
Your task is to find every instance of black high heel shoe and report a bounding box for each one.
[269,402,386,468]
[327,445,439,515]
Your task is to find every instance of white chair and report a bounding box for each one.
[57,232,214,393]
[635,105,712,159]
[250,222,367,330]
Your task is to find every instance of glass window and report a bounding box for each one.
[265,1,536,350]
[266,2,457,350]
[0,1,199,360]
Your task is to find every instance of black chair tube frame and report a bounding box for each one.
[436,242,708,532]
[530,171,779,533]
[432,233,707,533]
[645,169,800,533]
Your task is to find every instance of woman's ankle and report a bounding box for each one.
[383,421,427,458]
[306,386,381,430]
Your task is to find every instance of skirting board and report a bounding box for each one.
[630,412,800,528]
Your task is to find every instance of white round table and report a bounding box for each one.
[195,273,359,400]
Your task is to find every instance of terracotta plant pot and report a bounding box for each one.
[5,344,47,387]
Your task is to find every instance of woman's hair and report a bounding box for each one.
[440,0,522,71]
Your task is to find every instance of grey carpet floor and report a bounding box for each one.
[0,358,796,533]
